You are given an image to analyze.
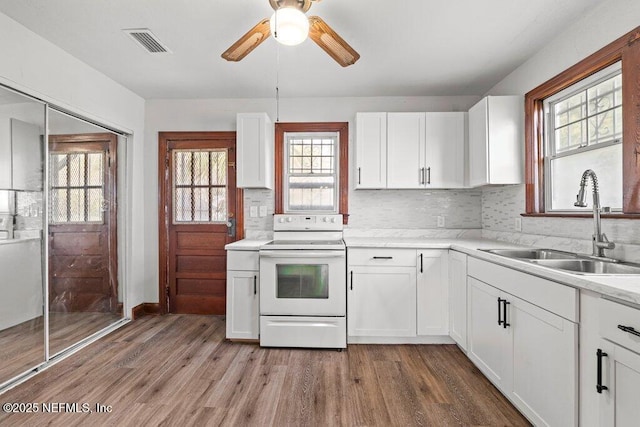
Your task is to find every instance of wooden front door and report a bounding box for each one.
[48,133,118,313]
[159,132,242,315]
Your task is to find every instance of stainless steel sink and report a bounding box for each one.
[529,259,640,275]
[484,248,579,260]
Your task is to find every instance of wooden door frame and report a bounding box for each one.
[49,133,119,312]
[158,131,244,315]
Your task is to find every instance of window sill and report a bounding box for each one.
[521,213,640,220]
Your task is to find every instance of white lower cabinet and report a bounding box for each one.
[416,250,448,335]
[467,258,578,426]
[448,250,467,350]
[226,250,259,340]
[347,247,449,341]
[348,266,416,337]
[596,297,640,427]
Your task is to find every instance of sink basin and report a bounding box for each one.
[484,248,579,260]
[530,259,640,275]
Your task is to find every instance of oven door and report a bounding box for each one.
[259,250,346,316]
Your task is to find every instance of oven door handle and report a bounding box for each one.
[259,251,345,258]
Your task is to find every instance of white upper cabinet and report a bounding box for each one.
[468,96,523,187]
[11,119,42,191]
[387,112,426,188]
[355,112,387,189]
[386,112,466,189]
[424,112,466,188]
[236,113,273,189]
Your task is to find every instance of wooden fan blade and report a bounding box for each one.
[221,18,271,62]
[308,16,360,67]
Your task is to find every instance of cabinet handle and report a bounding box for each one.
[372,256,393,260]
[253,275,257,295]
[350,271,353,291]
[427,167,431,184]
[502,299,510,328]
[419,253,423,273]
[497,298,504,326]
[420,167,425,185]
[618,325,640,337]
[358,167,361,185]
[596,348,609,394]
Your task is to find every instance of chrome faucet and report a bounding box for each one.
[574,169,615,257]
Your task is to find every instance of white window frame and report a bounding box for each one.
[543,61,622,213]
[283,131,340,214]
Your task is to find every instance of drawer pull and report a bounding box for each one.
[617,324,640,337]
[350,271,353,290]
[596,348,608,394]
[502,299,510,328]
[372,256,393,260]
[497,297,503,326]
[254,275,257,295]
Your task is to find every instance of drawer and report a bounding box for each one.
[468,257,578,322]
[227,250,259,271]
[348,248,416,267]
[599,298,640,354]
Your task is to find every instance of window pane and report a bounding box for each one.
[173,149,227,223]
[50,154,67,187]
[87,188,103,222]
[288,176,335,211]
[550,144,622,210]
[68,154,85,186]
[68,188,85,222]
[587,75,622,115]
[555,121,586,153]
[87,153,103,186]
[51,189,68,223]
[554,92,585,127]
[588,107,622,145]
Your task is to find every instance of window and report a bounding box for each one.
[525,25,640,216]
[284,132,338,212]
[50,152,105,223]
[173,149,227,223]
[544,63,622,211]
[274,122,349,223]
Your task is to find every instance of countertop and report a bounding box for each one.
[224,239,271,251]
[0,237,41,246]
[345,237,640,307]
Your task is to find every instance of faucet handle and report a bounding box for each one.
[600,233,616,250]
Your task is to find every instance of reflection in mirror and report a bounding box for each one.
[47,109,125,357]
[0,86,46,386]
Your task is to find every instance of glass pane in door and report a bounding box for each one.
[276,264,329,299]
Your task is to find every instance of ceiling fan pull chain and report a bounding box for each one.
[276,42,280,122]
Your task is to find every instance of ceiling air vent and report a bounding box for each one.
[123,28,172,54]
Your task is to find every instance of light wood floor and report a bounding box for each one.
[0,312,122,385]
[0,315,530,426]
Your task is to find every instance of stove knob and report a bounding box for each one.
[331,217,337,223]
[286,217,293,222]
[323,217,329,222]
[279,217,285,223]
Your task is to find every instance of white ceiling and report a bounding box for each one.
[0,0,606,100]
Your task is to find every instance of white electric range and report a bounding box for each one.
[259,214,346,349]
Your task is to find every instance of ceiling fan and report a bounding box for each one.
[221,0,360,67]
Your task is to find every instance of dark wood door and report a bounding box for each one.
[48,133,118,313]
[159,132,242,314]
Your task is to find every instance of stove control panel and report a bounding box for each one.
[273,214,343,231]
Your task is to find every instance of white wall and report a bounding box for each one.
[0,11,147,313]
[144,95,480,302]
[482,0,640,261]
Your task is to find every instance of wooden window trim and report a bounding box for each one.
[274,122,349,224]
[525,25,640,216]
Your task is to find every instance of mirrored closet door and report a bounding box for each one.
[0,85,128,389]
[0,86,46,386]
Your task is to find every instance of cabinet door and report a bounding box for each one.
[348,266,416,337]
[226,270,259,340]
[11,118,42,191]
[355,112,387,189]
[236,113,273,189]
[468,98,488,187]
[416,250,448,335]
[511,295,578,426]
[486,96,524,185]
[387,112,425,189]
[600,340,640,427]
[467,277,512,392]
[448,250,467,349]
[0,123,10,189]
[424,112,465,188]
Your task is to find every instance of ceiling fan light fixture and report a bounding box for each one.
[270,7,309,46]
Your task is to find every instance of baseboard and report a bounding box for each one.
[347,335,455,345]
[132,303,162,319]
